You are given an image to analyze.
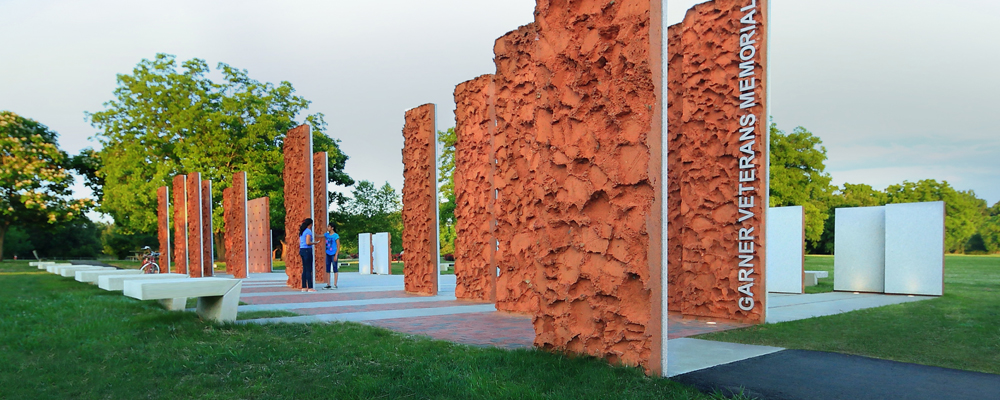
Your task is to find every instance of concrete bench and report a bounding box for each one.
[98,273,187,291]
[30,261,54,267]
[44,263,74,273]
[123,278,242,323]
[805,270,830,287]
[56,265,114,277]
[75,269,143,284]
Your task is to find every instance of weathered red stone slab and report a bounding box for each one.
[247,197,272,273]
[313,152,329,285]
[224,172,249,279]
[172,175,187,275]
[187,172,203,278]
[401,104,438,296]
[157,186,171,272]
[283,125,313,288]
[201,179,213,277]
[453,75,497,303]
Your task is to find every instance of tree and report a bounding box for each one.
[0,111,93,260]
[885,179,987,253]
[437,128,457,254]
[979,201,1000,253]
[769,123,836,248]
[15,216,104,259]
[89,54,353,240]
[331,181,403,255]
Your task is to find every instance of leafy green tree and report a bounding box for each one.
[769,124,836,247]
[331,181,403,255]
[89,54,352,240]
[437,128,457,254]
[100,223,156,260]
[1,226,32,259]
[14,216,104,259]
[0,111,93,260]
[979,201,1000,253]
[885,179,987,253]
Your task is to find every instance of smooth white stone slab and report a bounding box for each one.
[884,202,945,296]
[123,278,242,322]
[45,263,73,273]
[358,233,373,275]
[58,266,113,277]
[767,206,805,294]
[834,206,885,293]
[75,269,143,283]
[98,273,187,291]
[373,232,391,275]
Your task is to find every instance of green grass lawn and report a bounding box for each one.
[700,255,1000,374]
[0,261,718,400]
[804,255,834,294]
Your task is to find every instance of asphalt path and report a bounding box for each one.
[673,349,1000,400]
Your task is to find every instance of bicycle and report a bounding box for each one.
[139,246,161,274]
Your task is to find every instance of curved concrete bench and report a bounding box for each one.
[98,273,187,291]
[123,278,242,323]
[56,265,114,277]
[76,269,143,284]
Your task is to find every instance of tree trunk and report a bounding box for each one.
[214,231,226,261]
[0,223,8,262]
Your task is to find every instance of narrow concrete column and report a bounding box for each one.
[401,104,439,296]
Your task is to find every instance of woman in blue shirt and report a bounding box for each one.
[323,225,341,289]
[298,218,320,292]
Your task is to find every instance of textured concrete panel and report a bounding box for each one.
[172,175,187,275]
[834,206,885,293]
[283,125,313,288]
[373,232,391,275]
[453,74,497,303]
[884,202,944,296]
[247,197,272,273]
[493,24,542,315]
[667,0,769,323]
[767,207,804,294]
[526,0,664,371]
[401,104,439,295]
[157,186,171,272]
[201,179,213,277]
[314,152,329,285]
[224,172,249,279]
[186,172,203,278]
[358,233,373,275]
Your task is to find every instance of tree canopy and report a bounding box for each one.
[769,124,836,245]
[437,128,457,255]
[330,181,403,255]
[88,53,352,235]
[0,111,92,260]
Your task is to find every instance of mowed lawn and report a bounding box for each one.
[0,261,715,400]
[700,255,1000,374]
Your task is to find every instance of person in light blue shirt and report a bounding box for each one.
[298,218,319,292]
[323,225,341,289]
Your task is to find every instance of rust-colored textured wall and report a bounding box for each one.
[493,24,542,315]
[283,125,313,288]
[172,175,187,275]
[157,186,170,272]
[667,0,768,323]
[201,179,214,277]
[524,0,662,370]
[453,75,497,302]
[186,172,203,278]
[314,152,329,285]
[401,104,438,296]
[224,172,248,279]
[247,197,272,273]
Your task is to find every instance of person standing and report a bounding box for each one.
[298,218,320,292]
[323,225,341,289]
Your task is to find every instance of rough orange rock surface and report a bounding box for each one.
[223,172,248,279]
[201,179,213,277]
[172,175,187,275]
[527,0,663,370]
[667,0,768,323]
[283,125,313,288]
[157,186,170,272]
[187,172,203,278]
[493,24,542,315]
[453,75,497,303]
[247,197,272,273]
[401,104,439,296]
[314,152,329,285]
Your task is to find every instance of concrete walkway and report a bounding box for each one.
[766,291,934,324]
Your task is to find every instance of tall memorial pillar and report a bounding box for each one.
[187,172,204,278]
[401,104,440,296]
[172,175,188,275]
[224,171,249,279]
[157,186,171,272]
[247,197,273,274]
[201,179,214,277]
[313,152,329,286]
[283,125,314,288]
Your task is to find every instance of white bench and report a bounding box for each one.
[56,266,114,277]
[123,278,242,323]
[98,273,187,291]
[30,261,53,267]
[45,263,74,273]
[75,269,143,284]
[805,270,830,287]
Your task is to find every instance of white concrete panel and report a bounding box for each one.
[884,202,945,296]
[358,233,373,275]
[834,206,885,293]
[373,232,391,275]
[766,206,805,294]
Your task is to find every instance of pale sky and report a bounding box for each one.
[1,0,998,207]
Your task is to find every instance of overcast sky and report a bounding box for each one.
[1,0,998,207]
